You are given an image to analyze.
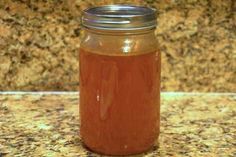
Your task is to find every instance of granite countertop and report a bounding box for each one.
[0,92,235,157]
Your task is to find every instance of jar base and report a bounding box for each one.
[82,140,158,156]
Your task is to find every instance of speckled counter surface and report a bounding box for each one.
[0,92,235,157]
[0,0,235,92]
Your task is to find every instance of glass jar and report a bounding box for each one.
[79,5,161,156]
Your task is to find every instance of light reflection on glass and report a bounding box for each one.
[123,39,132,54]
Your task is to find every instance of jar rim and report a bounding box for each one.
[81,5,157,31]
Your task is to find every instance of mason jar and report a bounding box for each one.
[79,5,161,156]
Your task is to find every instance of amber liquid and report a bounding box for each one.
[79,49,160,155]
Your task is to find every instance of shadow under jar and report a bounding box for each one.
[79,5,161,156]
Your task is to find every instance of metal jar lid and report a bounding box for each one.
[81,5,157,31]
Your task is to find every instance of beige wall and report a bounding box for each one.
[0,0,235,92]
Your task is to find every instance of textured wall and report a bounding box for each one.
[0,0,235,92]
